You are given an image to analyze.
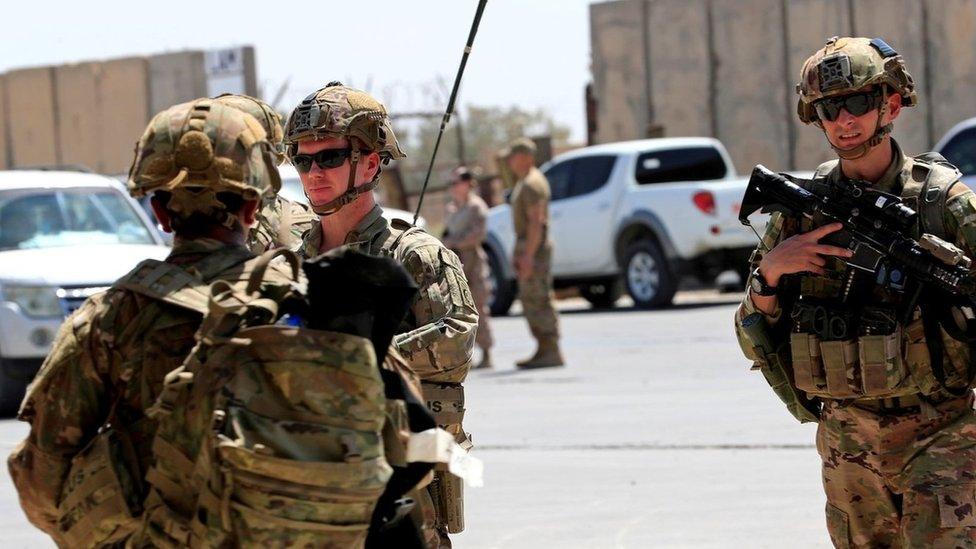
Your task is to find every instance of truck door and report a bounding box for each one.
[547,154,619,274]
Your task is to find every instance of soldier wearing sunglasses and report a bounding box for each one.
[736,37,976,546]
[284,82,478,549]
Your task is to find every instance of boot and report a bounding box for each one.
[516,340,564,369]
[473,348,492,369]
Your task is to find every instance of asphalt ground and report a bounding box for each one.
[0,290,832,548]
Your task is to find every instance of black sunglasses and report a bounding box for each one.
[292,147,363,173]
[814,90,883,122]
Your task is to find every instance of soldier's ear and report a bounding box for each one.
[149,196,173,233]
[240,199,260,228]
[885,92,902,124]
[361,151,381,183]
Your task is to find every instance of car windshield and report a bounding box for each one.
[0,187,156,251]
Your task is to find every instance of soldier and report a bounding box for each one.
[6,100,292,547]
[505,137,564,369]
[285,81,478,549]
[212,93,318,253]
[736,36,976,547]
[443,166,494,369]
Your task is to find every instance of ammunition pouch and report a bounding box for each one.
[420,381,469,533]
[57,425,142,548]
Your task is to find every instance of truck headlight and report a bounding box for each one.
[2,285,62,317]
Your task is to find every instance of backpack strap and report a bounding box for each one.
[902,153,962,240]
[114,247,252,315]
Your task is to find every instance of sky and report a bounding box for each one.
[2,0,599,142]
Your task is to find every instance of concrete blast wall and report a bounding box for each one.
[0,48,255,174]
[6,68,59,168]
[591,0,976,172]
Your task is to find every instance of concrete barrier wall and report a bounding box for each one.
[6,68,58,168]
[0,76,8,169]
[711,0,791,172]
[591,0,976,170]
[148,51,207,116]
[590,0,648,144]
[926,0,976,146]
[98,58,150,174]
[787,0,852,169]
[55,63,101,171]
[646,0,711,137]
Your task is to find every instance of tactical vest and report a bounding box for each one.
[786,153,971,401]
[132,250,442,549]
[54,247,253,549]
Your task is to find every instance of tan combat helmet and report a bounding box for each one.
[283,81,405,215]
[127,99,278,228]
[796,36,917,160]
[214,93,287,169]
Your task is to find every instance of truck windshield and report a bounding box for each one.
[0,187,155,251]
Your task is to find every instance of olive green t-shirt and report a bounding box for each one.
[511,166,551,241]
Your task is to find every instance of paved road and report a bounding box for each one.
[0,291,831,548]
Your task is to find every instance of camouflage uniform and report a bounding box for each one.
[8,100,283,546]
[288,83,477,549]
[248,194,317,253]
[511,165,560,350]
[444,192,493,353]
[736,37,976,547]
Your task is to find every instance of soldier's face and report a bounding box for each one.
[820,89,902,151]
[450,179,471,202]
[296,137,380,206]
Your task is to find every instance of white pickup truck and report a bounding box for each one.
[485,137,762,313]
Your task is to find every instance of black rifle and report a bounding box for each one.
[739,165,975,300]
[740,165,976,394]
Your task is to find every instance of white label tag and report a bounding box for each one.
[875,196,887,208]
[406,428,484,487]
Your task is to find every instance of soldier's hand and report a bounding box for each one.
[759,222,853,286]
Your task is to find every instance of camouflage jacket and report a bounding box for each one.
[301,206,478,383]
[248,195,317,254]
[7,239,293,539]
[735,140,976,392]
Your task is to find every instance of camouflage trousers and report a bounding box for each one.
[455,246,493,350]
[517,241,559,343]
[817,395,976,548]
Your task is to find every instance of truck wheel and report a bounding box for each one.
[623,240,677,309]
[486,248,516,316]
[579,278,623,309]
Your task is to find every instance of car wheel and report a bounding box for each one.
[623,240,677,309]
[579,278,623,309]
[486,247,516,316]
[0,358,30,416]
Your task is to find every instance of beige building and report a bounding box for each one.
[0,47,257,174]
[589,0,976,171]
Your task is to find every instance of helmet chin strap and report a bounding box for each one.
[303,147,380,216]
[826,97,891,161]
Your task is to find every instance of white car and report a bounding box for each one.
[486,137,759,312]
[934,117,976,187]
[0,170,170,412]
[277,163,426,229]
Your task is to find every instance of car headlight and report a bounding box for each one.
[2,285,62,317]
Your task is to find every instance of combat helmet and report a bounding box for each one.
[283,81,405,215]
[796,36,917,159]
[214,93,287,169]
[127,99,279,228]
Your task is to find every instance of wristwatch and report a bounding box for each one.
[749,267,778,296]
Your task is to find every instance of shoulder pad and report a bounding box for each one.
[814,159,839,179]
[390,218,413,231]
[114,259,211,314]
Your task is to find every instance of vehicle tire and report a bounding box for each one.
[0,358,29,417]
[622,239,677,309]
[579,277,623,309]
[486,247,516,316]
